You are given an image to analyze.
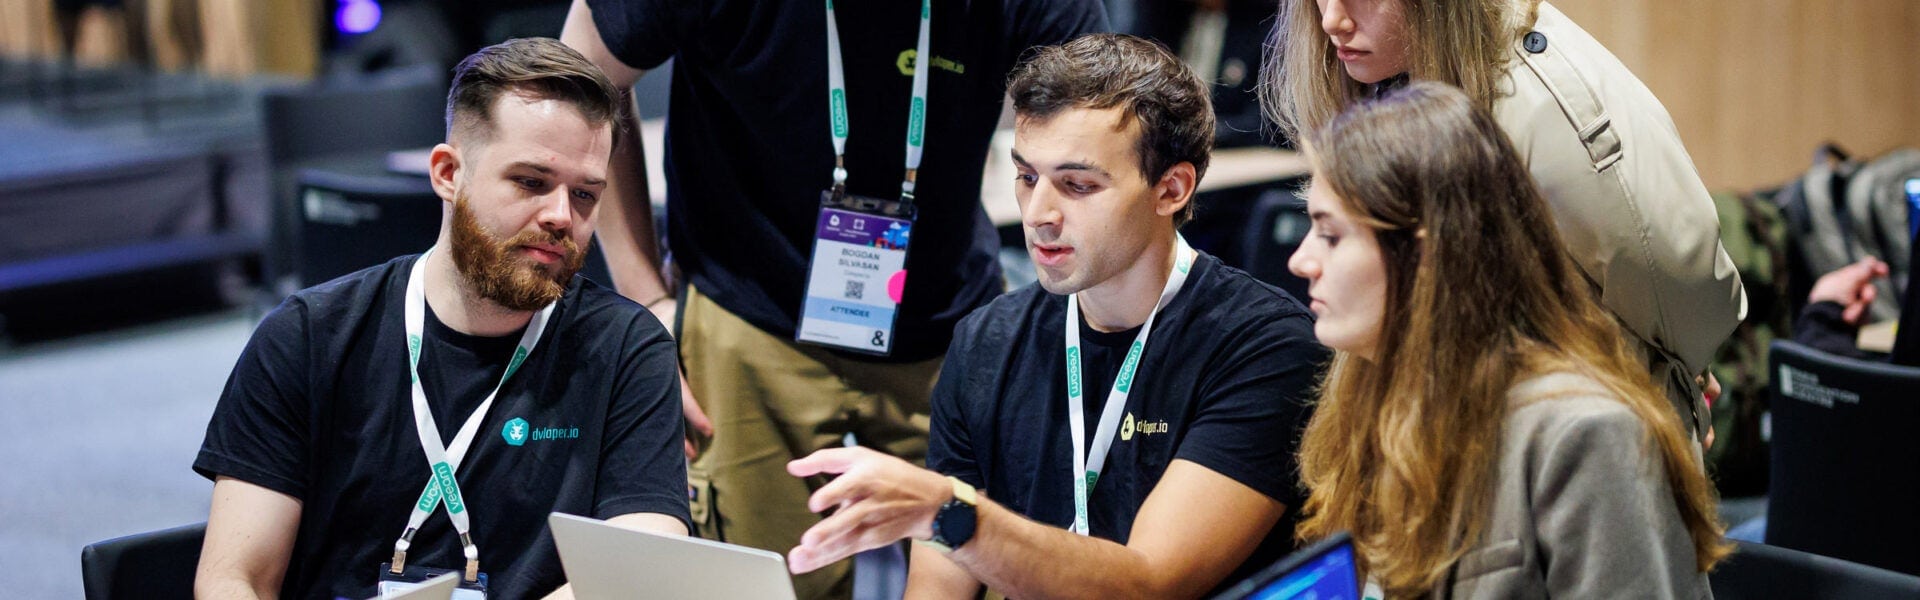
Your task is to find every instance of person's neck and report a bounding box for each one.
[1075,232,1178,333]
[424,249,535,338]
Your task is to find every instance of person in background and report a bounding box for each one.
[1263,0,1747,444]
[1793,256,1890,359]
[1286,80,1728,598]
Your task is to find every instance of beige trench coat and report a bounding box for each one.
[1492,2,1747,441]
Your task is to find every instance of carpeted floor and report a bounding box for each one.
[0,309,252,599]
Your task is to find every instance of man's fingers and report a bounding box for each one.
[1843,301,1869,325]
[788,447,866,478]
[802,500,872,549]
[788,545,843,574]
[680,376,714,437]
[793,503,901,574]
[807,469,869,513]
[790,509,868,573]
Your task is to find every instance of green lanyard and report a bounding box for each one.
[1063,236,1194,535]
[390,247,555,580]
[824,0,931,205]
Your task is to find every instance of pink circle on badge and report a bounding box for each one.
[887,270,908,304]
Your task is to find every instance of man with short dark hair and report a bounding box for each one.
[781,33,1325,599]
[560,1,1106,597]
[192,38,689,600]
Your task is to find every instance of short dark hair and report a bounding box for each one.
[1008,33,1215,227]
[446,37,622,145]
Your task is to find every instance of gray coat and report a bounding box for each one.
[1435,372,1711,599]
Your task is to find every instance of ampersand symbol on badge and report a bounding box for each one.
[871,331,886,347]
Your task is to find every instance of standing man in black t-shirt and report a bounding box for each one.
[779,34,1325,598]
[560,1,1106,597]
[193,39,690,600]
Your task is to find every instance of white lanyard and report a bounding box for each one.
[1064,236,1194,535]
[825,0,932,204]
[390,247,556,580]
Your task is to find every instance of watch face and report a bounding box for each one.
[936,499,977,549]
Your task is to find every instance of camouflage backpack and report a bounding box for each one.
[1706,190,1792,496]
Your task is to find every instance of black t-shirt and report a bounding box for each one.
[928,254,1326,596]
[195,256,690,600]
[586,0,1107,361]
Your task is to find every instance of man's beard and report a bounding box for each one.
[448,195,585,311]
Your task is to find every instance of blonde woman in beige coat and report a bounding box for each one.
[1262,0,1747,444]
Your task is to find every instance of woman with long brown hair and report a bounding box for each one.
[1286,81,1728,597]
[1262,0,1745,446]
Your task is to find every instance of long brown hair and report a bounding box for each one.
[1259,0,1535,141]
[1293,81,1727,595]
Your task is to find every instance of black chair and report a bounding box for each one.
[1711,541,1920,599]
[1892,230,1919,366]
[1239,187,1312,304]
[1765,340,1920,575]
[80,522,206,600]
[262,66,448,293]
[295,168,443,287]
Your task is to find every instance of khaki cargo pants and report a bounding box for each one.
[680,284,941,600]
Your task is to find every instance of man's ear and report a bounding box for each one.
[428,143,462,203]
[1153,162,1198,219]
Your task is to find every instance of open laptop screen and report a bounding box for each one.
[1212,532,1360,600]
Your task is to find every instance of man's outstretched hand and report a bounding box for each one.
[784,447,953,574]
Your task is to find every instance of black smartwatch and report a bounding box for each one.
[923,477,979,553]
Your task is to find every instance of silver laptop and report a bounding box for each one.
[548,512,798,600]
[370,571,459,600]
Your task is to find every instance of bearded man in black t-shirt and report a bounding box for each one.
[193,39,690,600]
[780,34,1326,599]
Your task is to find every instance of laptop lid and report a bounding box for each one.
[547,512,798,600]
[1210,532,1360,600]
[368,571,459,600]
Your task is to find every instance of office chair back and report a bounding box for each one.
[296,169,443,287]
[80,522,206,600]
[262,66,448,292]
[1892,231,1918,366]
[1711,540,1920,599]
[1765,340,1920,575]
[1239,187,1312,304]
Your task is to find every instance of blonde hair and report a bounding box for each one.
[1292,82,1728,595]
[1259,0,1536,141]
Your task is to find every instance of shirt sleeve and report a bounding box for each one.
[927,314,986,491]
[1172,311,1324,507]
[592,314,692,529]
[1793,301,1876,360]
[1530,405,1705,599]
[584,0,703,71]
[193,299,315,499]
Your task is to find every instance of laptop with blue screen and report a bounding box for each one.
[1211,532,1360,600]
